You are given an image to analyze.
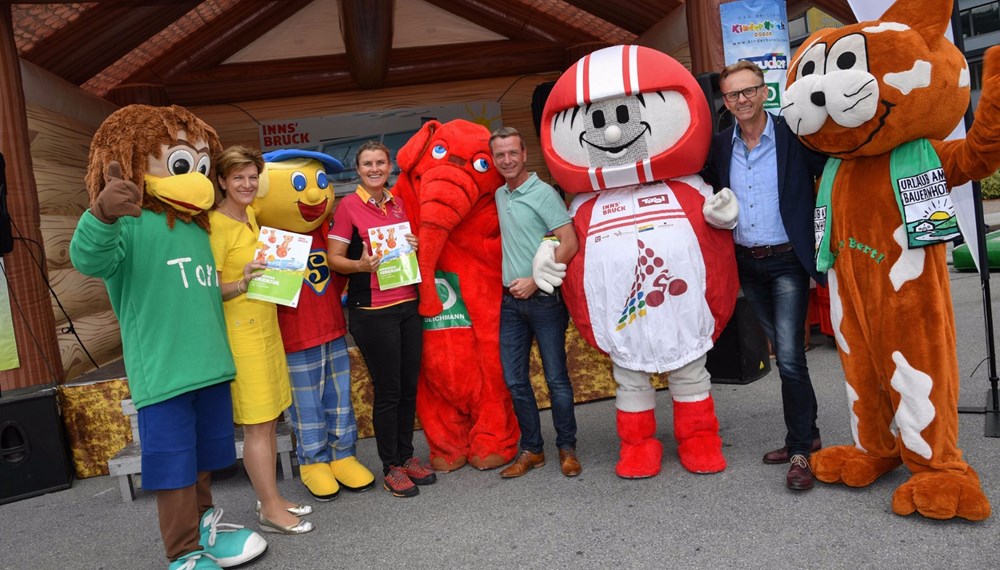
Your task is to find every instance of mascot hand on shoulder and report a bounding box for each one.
[393,119,520,472]
[783,0,1000,521]
[541,46,739,478]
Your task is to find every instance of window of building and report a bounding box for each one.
[970,59,984,91]
[961,1,1000,38]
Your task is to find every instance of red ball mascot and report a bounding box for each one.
[393,119,520,471]
[783,0,1000,520]
[540,46,739,478]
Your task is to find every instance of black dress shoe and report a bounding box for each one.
[763,438,822,464]
[786,454,814,491]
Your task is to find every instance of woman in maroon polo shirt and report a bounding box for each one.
[327,141,436,498]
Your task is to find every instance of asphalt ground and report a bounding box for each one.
[2,208,1000,570]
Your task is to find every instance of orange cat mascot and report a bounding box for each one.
[783,0,1000,520]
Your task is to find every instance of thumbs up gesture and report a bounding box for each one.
[92,161,143,224]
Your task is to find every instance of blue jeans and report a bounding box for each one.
[499,292,577,453]
[737,249,819,457]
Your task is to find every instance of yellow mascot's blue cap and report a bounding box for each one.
[262,149,344,174]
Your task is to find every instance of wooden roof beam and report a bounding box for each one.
[165,41,569,106]
[129,0,315,82]
[787,0,857,25]
[21,0,201,85]
[560,0,676,36]
[338,0,393,89]
[421,0,601,43]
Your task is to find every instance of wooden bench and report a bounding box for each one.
[108,399,295,502]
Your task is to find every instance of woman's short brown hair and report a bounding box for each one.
[356,140,391,165]
[214,145,264,195]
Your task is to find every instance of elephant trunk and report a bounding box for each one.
[413,169,478,317]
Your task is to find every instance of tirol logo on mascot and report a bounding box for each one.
[783,0,1000,521]
[540,45,740,479]
[253,149,378,499]
[392,119,520,472]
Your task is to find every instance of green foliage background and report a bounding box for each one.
[983,169,1000,200]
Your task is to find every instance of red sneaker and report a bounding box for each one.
[402,457,438,485]
[383,466,419,497]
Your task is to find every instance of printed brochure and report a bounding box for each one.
[246,226,311,307]
[368,222,421,290]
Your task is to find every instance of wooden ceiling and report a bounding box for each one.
[8,0,855,107]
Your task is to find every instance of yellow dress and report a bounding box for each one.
[209,208,291,424]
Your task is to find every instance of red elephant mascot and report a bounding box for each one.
[540,46,739,478]
[783,0,1000,520]
[393,119,520,471]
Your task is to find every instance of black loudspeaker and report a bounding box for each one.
[0,386,74,504]
[531,81,556,137]
[695,72,734,134]
[707,296,771,384]
[0,152,13,255]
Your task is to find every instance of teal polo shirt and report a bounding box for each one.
[495,173,572,286]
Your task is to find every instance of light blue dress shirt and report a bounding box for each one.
[729,113,789,248]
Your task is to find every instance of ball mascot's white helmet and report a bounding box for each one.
[541,45,712,192]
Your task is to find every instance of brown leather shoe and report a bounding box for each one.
[499,450,545,479]
[786,454,814,491]
[558,448,582,477]
[763,438,822,464]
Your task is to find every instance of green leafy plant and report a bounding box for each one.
[983,169,1000,200]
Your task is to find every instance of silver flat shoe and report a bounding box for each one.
[255,500,313,517]
[257,512,314,535]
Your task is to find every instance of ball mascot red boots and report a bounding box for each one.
[783,0,1000,520]
[540,46,739,478]
[393,119,520,471]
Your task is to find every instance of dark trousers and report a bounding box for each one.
[499,292,577,452]
[349,300,423,473]
[737,249,819,457]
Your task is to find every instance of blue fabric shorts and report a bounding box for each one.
[137,381,236,490]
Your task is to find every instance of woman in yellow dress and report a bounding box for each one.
[209,146,313,535]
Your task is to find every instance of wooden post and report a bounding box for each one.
[687,0,725,76]
[0,4,65,390]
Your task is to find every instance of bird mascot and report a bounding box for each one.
[540,46,739,478]
[782,0,1000,520]
[70,104,267,569]
[392,119,521,471]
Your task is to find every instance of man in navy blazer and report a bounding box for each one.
[703,60,827,491]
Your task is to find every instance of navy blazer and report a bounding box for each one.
[703,114,827,285]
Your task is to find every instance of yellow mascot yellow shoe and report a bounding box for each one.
[300,463,340,501]
[328,456,376,492]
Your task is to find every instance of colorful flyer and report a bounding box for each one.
[368,221,421,290]
[247,226,311,307]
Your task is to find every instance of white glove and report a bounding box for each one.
[531,240,566,294]
[703,187,738,230]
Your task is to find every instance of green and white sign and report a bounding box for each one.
[423,271,472,330]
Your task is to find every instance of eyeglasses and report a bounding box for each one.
[722,84,765,102]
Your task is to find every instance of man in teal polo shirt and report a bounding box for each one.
[490,126,581,479]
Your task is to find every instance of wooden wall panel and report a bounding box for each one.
[49,268,111,327]
[190,73,562,184]
[25,102,107,382]
[58,312,122,381]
